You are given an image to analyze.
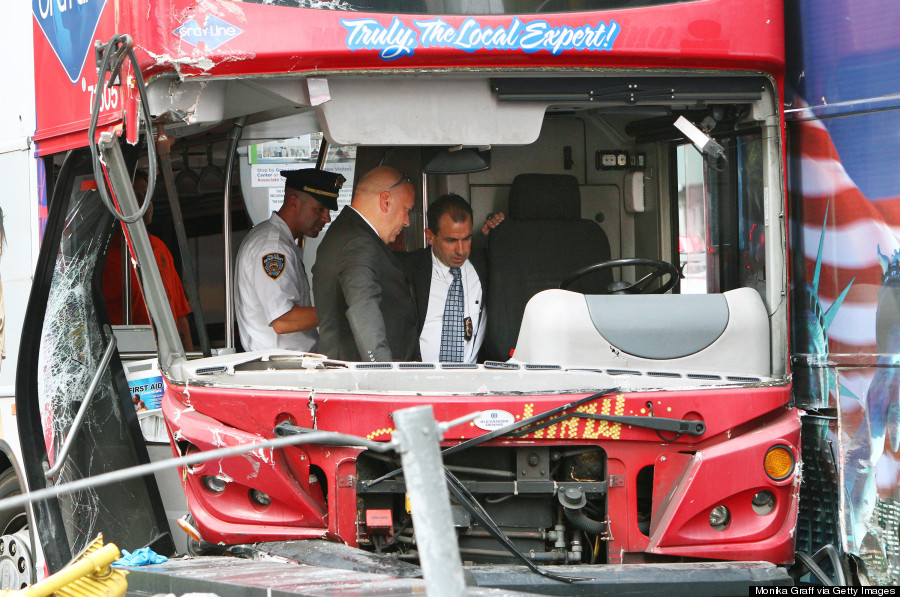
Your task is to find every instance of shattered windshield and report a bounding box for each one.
[31,182,172,566]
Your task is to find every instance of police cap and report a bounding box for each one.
[281,169,346,210]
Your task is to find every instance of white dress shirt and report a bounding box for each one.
[419,251,486,363]
[234,213,318,352]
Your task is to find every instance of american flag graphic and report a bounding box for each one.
[791,107,900,356]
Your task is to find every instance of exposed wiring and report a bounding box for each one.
[443,468,589,584]
[88,34,156,224]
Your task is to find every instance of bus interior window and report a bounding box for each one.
[676,133,766,297]
[106,145,253,352]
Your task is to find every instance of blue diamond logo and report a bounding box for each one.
[173,14,243,51]
[33,0,107,84]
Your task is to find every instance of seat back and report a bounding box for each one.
[513,288,772,379]
[485,174,612,361]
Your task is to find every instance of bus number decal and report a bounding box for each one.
[341,16,621,61]
[83,77,119,116]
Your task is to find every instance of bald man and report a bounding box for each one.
[312,166,419,362]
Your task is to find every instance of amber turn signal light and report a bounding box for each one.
[764,445,795,481]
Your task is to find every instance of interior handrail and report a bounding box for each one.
[44,326,118,480]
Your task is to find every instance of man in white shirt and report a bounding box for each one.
[234,168,344,352]
[403,194,504,363]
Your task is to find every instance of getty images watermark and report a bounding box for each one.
[751,587,899,596]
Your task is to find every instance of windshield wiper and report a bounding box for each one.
[505,411,705,439]
[360,388,620,490]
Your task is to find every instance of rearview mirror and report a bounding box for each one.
[423,147,491,174]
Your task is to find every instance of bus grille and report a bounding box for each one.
[796,416,841,556]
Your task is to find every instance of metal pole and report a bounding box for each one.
[99,133,183,369]
[223,116,248,350]
[2,428,393,514]
[420,172,428,250]
[156,126,212,356]
[314,138,328,171]
[393,406,466,597]
[43,328,117,480]
[121,230,131,324]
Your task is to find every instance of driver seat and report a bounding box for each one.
[485,173,612,361]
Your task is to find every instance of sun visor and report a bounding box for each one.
[316,77,547,146]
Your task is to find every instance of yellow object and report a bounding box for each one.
[0,535,128,597]
[764,446,794,480]
[405,493,411,514]
[177,515,202,543]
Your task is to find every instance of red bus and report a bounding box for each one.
[11,0,872,592]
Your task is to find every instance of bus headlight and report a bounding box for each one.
[250,489,271,507]
[709,505,730,529]
[202,475,228,493]
[752,490,776,515]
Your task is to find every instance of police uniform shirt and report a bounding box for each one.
[235,212,318,352]
[419,251,485,363]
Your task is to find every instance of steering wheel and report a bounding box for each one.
[560,258,681,294]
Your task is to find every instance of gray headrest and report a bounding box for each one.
[508,174,581,221]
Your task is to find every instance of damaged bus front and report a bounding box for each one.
[15,0,833,593]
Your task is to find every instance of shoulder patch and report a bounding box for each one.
[262,253,286,280]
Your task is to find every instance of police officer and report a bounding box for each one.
[235,168,345,352]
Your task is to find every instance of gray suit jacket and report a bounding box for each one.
[312,207,419,362]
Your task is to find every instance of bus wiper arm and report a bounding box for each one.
[360,387,619,490]
[506,412,705,438]
[442,387,621,457]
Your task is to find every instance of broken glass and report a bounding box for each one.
[33,184,172,565]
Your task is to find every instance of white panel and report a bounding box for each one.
[0,1,35,143]
[319,78,547,146]
[470,118,586,184]
[146,78,226,126]
[182,350,755,393]
[581,185,621,260]
[0,149,36,396]
[0,0,35,406]
[470,186,510,244]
